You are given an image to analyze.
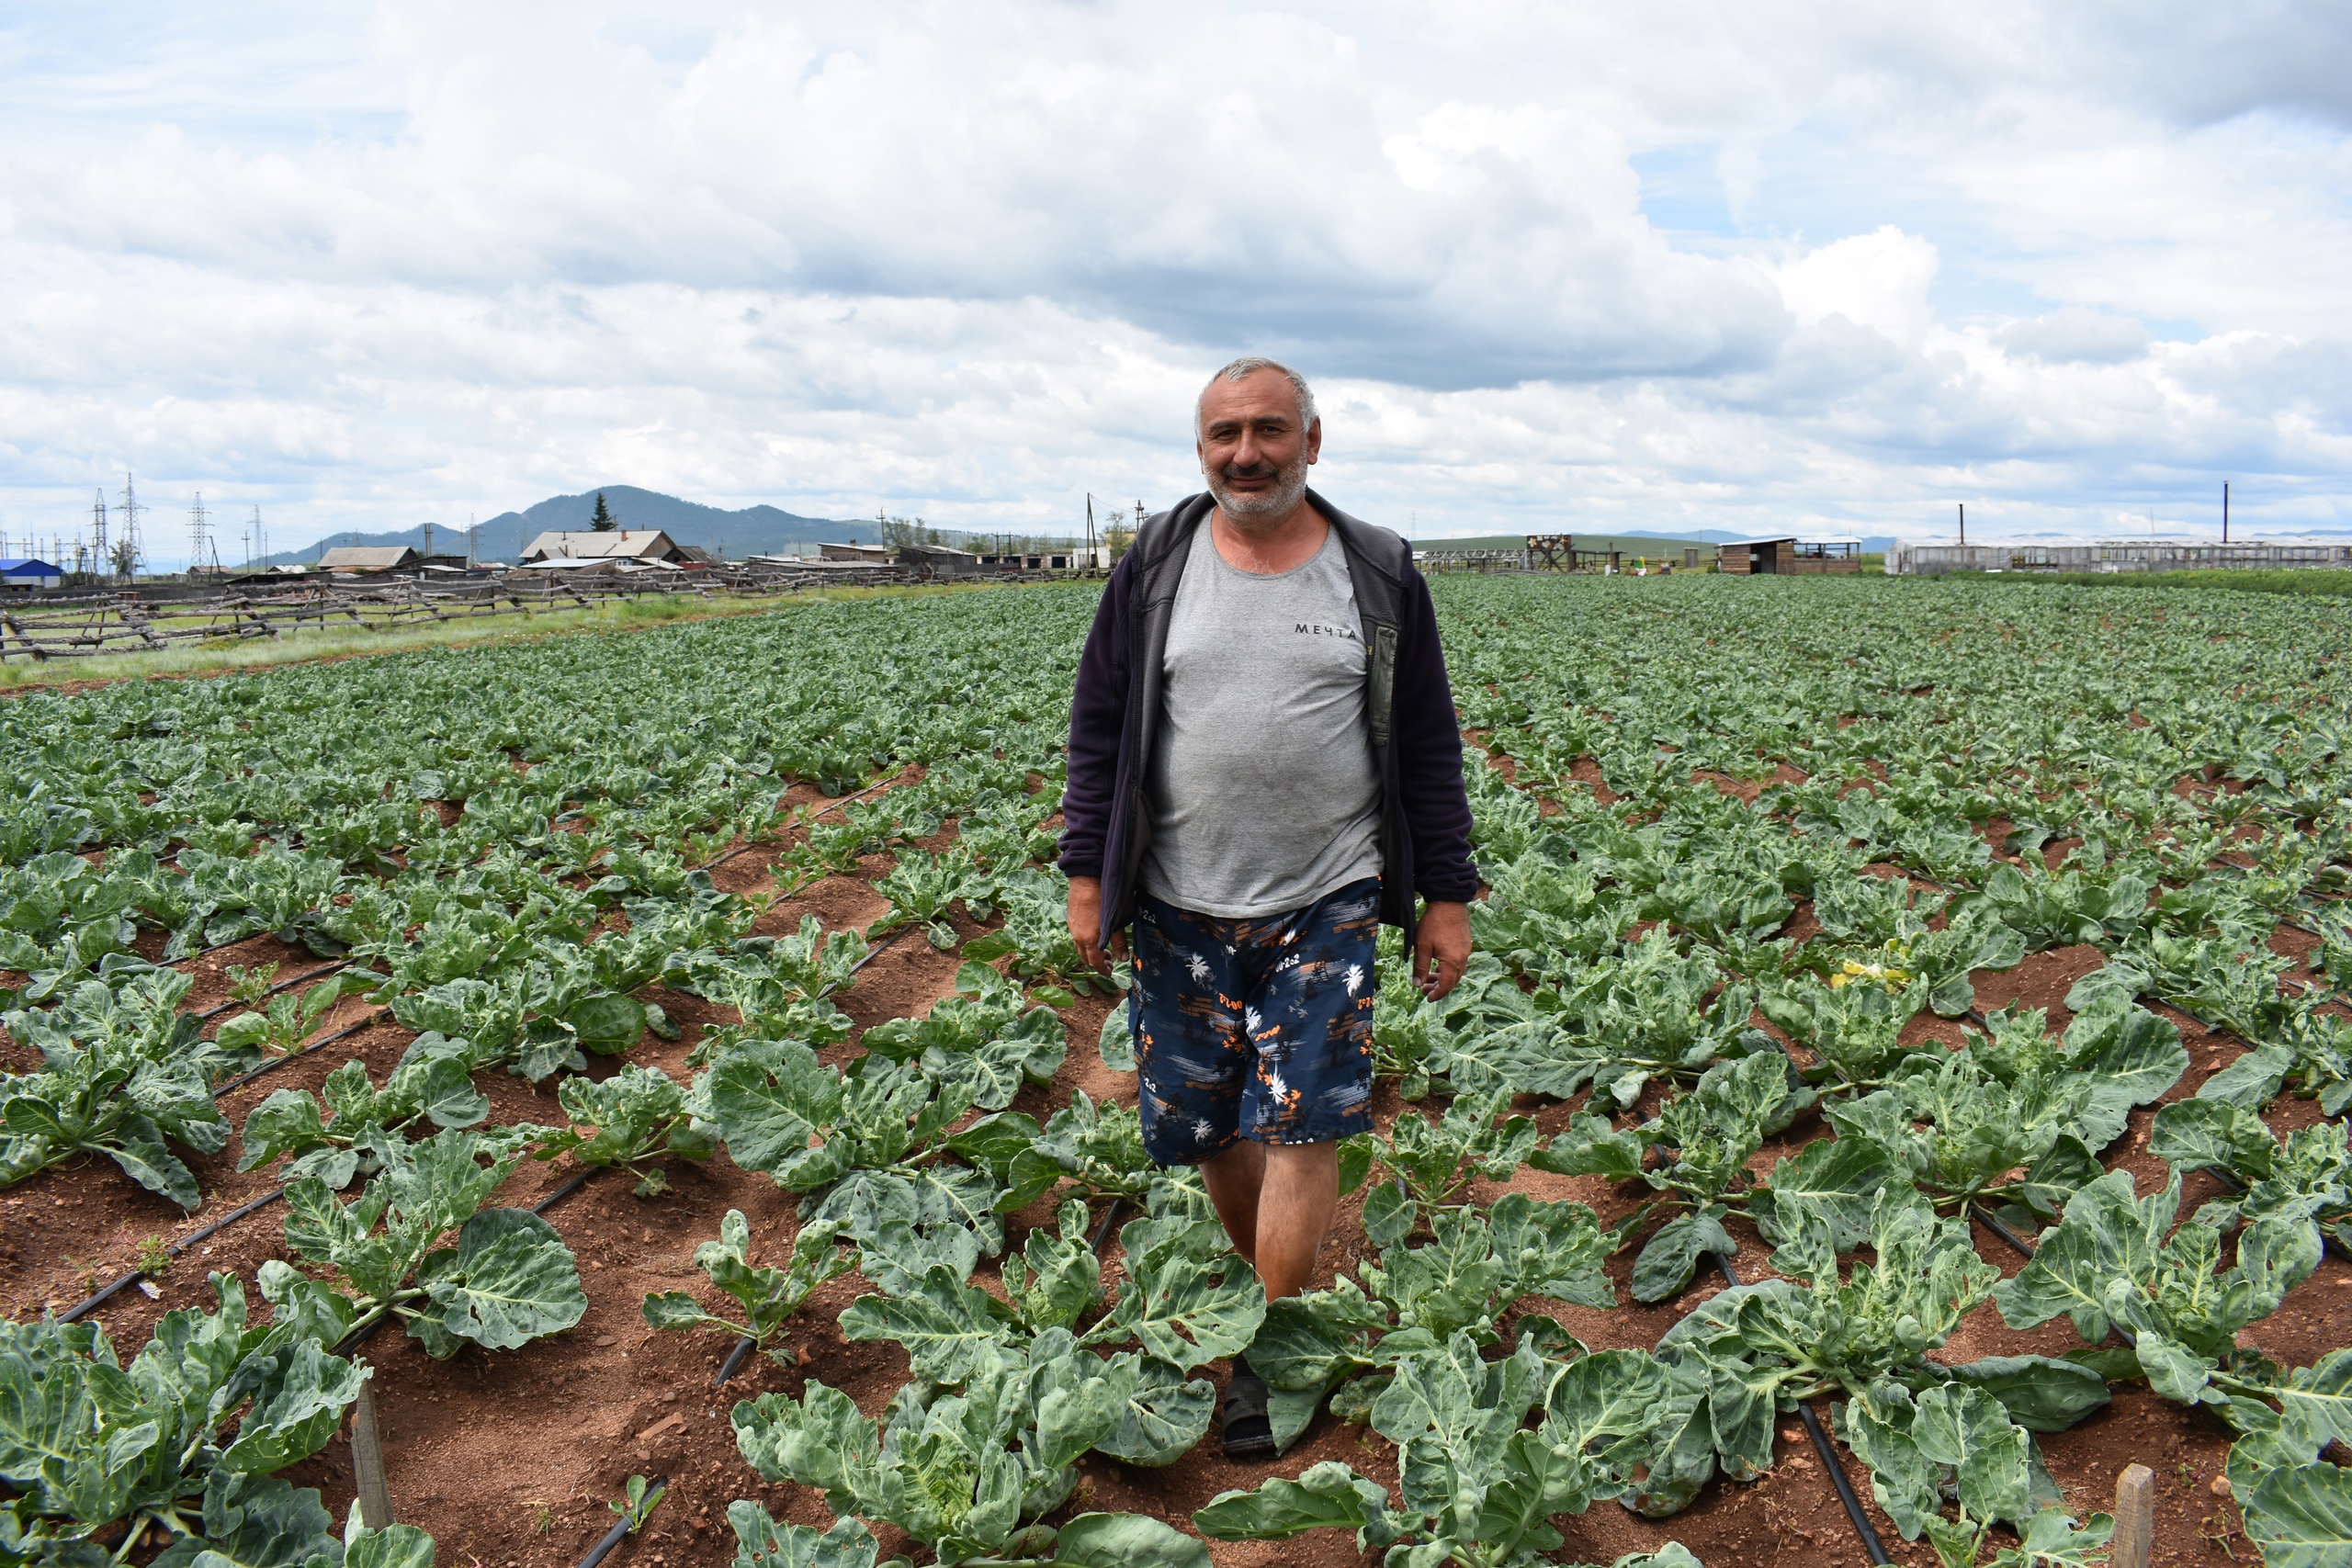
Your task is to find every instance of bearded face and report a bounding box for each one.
[1204,440,1311,523]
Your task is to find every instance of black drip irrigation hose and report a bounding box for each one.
[574,1473,665,1568]
[196,959,353,1021]
[1088,1197,1127,1255]
[1969,1201,2040,1260]
[57,1184,289,1323]
[1966,1204,2143,1350]
[853,925,913,974]
[712,1333,759,1389]
[51,989,568,1326]
[179,935,273,965]
[212,1010,389,1095]
[704,773,907,870]
[1796,1390,1892,1565]
[703,833,777,873]
[2203,1166,2352,1264]
[825,920,917,993]
[533,1168,601,1215]
[1709,1251,1891,1567]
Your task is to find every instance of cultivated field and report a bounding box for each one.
[3,574,2348,1568]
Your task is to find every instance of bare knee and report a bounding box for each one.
[1263,1140,1337,1181]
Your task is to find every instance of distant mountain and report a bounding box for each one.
[260,524,496,568]
[1614,528,1753,546]
[477,487,876,559]
[262,486,872,566]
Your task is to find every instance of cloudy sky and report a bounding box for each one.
[3,0,2349,559]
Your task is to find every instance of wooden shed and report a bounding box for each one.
[1717,539,1863,575]
[521,529,685,564]
[318,546,421,572]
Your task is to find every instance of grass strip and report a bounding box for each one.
[0,581,1024,692]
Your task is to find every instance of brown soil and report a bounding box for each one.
[1691,763,1808,805]
[6,795,2340,1568]
[1567,756,1620,806]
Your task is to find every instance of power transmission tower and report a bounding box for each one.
[118,471,146,581]
[188,491,211,577]
[91,490,109,568]
[252,505,266,570]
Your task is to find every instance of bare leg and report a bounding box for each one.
[1253,1143,1338,1301]
[1196,1140,1337,1301]
[1202,1139,1336,1456]
[1197,1140,1265,1269]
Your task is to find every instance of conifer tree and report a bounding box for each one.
[591,492,616,531]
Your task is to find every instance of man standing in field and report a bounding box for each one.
[1059,355,1476,1457]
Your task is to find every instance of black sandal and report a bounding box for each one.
[1221,1357,1274,1460]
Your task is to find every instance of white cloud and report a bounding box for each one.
[1771,227,1939,345]
[0,0,2346,556]
[1995,309,2151,365]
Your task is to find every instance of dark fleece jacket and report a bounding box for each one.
[1057,489,1476,954]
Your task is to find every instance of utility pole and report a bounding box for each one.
[2222,482,2230,544]
[1958,502,1966,549]
[424,521,434,563]
[187,491,210,578]
[468,513,477,568]
[119,470,145,581]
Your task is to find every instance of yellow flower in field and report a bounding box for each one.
[1833,956,1910,993]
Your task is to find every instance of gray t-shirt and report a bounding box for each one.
[1140,521,1383,917]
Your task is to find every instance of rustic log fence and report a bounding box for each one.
[0,566,928,662]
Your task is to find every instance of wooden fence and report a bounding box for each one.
[0,566,924,662]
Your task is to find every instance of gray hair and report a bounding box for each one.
[1195,355,1318,439]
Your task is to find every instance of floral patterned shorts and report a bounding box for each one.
[1126,877,1380,1164]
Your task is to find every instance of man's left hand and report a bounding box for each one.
[1414,900,1471,1000]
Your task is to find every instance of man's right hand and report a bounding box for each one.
[1067,874,1126,975]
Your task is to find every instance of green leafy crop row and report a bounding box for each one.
[6,572,2352,1568]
